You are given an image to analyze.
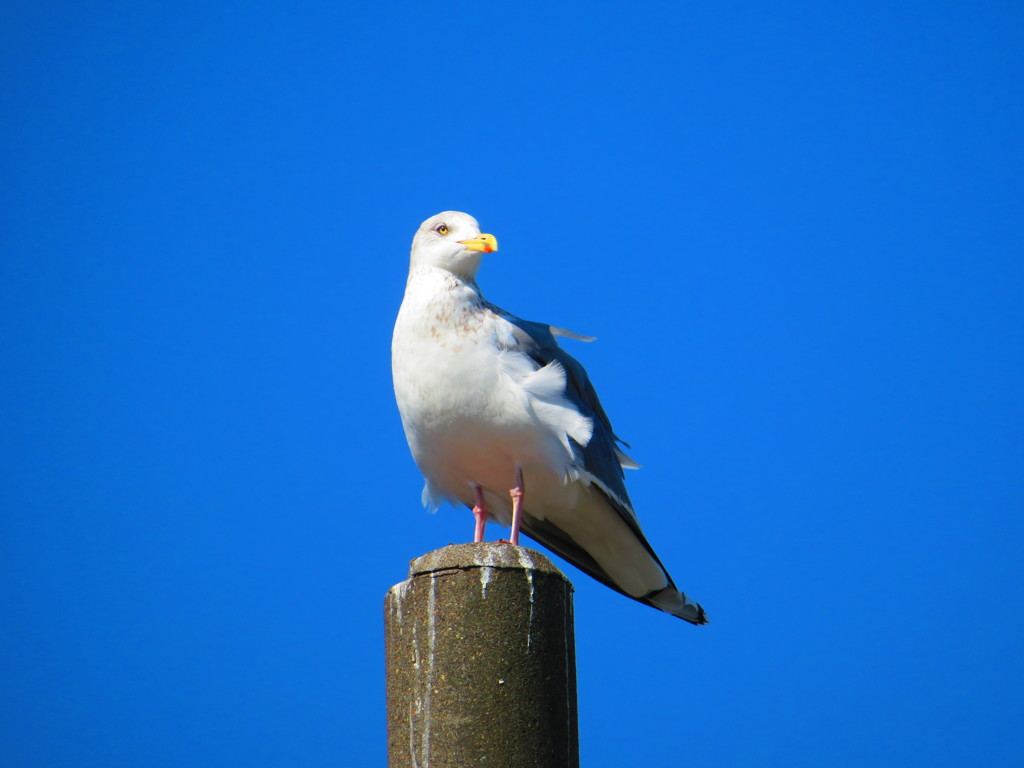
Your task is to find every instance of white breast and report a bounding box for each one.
[392,266,589,518]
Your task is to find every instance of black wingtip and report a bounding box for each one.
[687,603,709,626]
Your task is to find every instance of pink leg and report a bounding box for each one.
[472,484,487,543]
[509,467,524,546]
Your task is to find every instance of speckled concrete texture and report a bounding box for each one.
[385,542,578,768]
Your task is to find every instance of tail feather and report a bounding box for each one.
[645,585,708,625]
[521,513,709,625]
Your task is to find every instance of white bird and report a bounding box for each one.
[391,211,707,624]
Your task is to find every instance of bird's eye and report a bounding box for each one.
[436,224,448,235]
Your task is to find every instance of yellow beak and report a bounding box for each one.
[457,233,499,254]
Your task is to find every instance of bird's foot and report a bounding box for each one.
[508,472,524,546]
[472,484,487,543]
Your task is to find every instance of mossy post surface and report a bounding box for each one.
[385,542,578,768]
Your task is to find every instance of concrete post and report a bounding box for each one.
[384,542,578,768]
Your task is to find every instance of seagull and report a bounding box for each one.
[391,211,707,624]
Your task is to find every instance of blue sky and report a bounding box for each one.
[2,2,1022,765]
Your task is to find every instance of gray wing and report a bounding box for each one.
[485,300,635,514]
[484,301,691,614]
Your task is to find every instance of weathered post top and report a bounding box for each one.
[385,542,578,768]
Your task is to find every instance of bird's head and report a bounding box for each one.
[409,211,499,280]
